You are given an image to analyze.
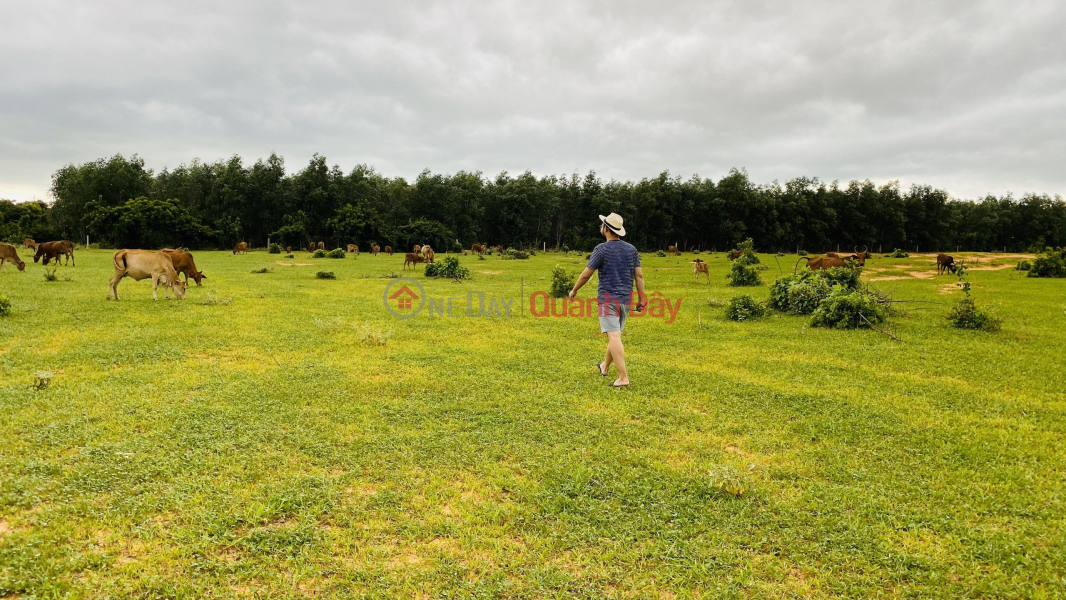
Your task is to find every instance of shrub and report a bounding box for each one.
[284,253,294,258]
[1016,260,1031,271]
[550,265,577,298]
[724,295,766,321]
[312,249,327,258]
[0,294,11,317]
[886,248,909,258]
[692,249,701,255]
[656,250,666,257]
[798,250,808,257]
[327,248,346,259]
[424,255,470,279]
[727,262,761,287]
[810,286,887,329]
[562,245,570,254]
[451,241,464,254]
[316,270,336,279]
[43,269,58,282]
[768,267,860,315]
[268,243,281,254]
[512,250,529,260]
[946,296,1001,331]
[250,267,270,274]
[1027,248,1066,278]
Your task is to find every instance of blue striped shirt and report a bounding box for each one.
[587,240,641,303]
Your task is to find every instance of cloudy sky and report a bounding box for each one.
[1,0,1064,202]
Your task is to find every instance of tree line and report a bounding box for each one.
[1,153,1062,253]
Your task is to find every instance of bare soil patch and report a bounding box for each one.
[969,264,1014,271]
[869,276,909,281]
[276,261,312,266]
[908,271,936,279]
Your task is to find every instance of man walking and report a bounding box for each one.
[569,213,646,387]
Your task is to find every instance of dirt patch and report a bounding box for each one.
[868,276,909,281]
[0,519,11,535]
[478,270,503,275]
[968,264,1014,271]
[938,284,963,294]
[908,271,936,279]
[276,261,312,266]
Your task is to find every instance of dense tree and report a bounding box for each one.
[6,152,1060,253]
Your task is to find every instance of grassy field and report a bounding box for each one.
[1,247,1064,599]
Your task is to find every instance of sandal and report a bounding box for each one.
[596,362,608,376]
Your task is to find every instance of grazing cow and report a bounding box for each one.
[937,254,956,275]
[471,243,486,255]
[108,250,186,301]
[371,243,380,256]
[384,245,393,256]
[667,245,680,256]
[692,258,709,283]
[308,242,316,253]
[160,248,206,286]
[286,246,291,253]
[420,245,434,262]
[728,250,743,261]
[347,244,359,254]
[23,238,36,251]
[403,252,424,270]
[0,243,26,272]
[496,245,503,254]
[232,242,248,255]
[34,240,75,266]
[413,244,421,255]
[317,241,325,250]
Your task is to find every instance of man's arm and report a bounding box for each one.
[568,267,596,300]
[633,266,646,311]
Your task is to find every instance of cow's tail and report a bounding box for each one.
[793,257,810,276]
[112,250,128,272]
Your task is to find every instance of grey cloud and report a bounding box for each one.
[1,0,1064,201]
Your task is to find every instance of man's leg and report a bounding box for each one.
[602,342,613,374]
[607,331,628,385]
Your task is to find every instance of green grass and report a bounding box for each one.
[1,248,1064,598]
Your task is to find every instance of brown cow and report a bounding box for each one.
[728,250,743,261]
[286,246,292,253]
[23,238,36,251]
[496,245,504,254]
[403,252,424,270]
[795,256,856,274]
[384,245,393,256]
[232,242,248,255]
[108,250,186,301]
[0,243,26,272]
[667,245,680,256]
[471,243,486,255]
[160,248,206,286]
[317,241,325,250]
[692,258,708,283]
[347,244,359,254]
[420,245,434,263]
[371,243,381,256]
[34,240,75,266]
[307,242,316,253]
[937,254,956,275]
[413,244,421,255]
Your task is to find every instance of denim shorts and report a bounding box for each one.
[599,299,629,333]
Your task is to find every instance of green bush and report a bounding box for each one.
[656,250,666,257]
[284,253,294,258]
[43,269,58,282]
[250,267,270,274]
[727,262,761,287]
[424,256,470,279]
[512,251,530,260]
[798,250,808,257]
[1015,260,1031,271]
[1027,248,1066,278]
[451,241,464,254]
[810,286,887,329]
[315,270,336,279]
[724,295,766,321]
[886,248,909,258]
[946,296,1001,331]
[312,249,327,258]
[0,294,11,317]
[327,248,346,259]
[268,243,281,254]
[550,265,576,298]
[768,267,860,315]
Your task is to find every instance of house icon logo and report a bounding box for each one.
[383,277,425,318]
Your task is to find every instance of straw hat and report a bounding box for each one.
[598,213,626,236]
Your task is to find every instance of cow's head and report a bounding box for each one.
[171,278,187,299]
[853,246,870,266]
[16,261,26,272]
[191,271,205,286]
[33,247,43,263]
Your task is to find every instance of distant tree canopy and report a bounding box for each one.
[0,152,1062,252]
